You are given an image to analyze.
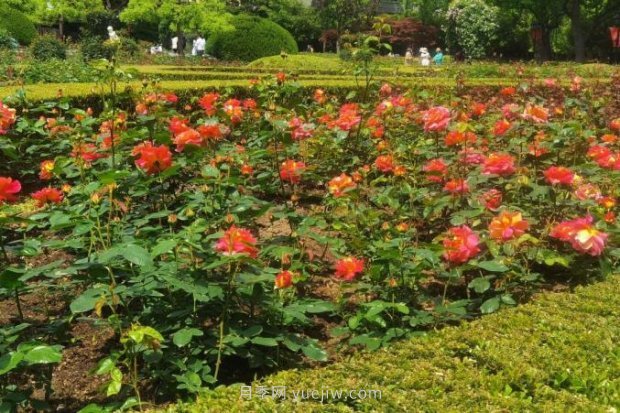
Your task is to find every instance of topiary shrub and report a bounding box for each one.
[206,15,298,62]
[30,36,67,60]
[0,6,36,45]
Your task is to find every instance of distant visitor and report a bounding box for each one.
[433,48,444,65]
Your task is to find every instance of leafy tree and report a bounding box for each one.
[492,0,566,61]
[566,0,620,62]
[444,0,499,59]
[315,0,379,52]
[410,0,450,26]
[34,0,104,38]
[121,0,231,54]
[0,0,39,14]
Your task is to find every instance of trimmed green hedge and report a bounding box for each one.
[0,6,36,45]
[206,15,298,62]
[158,276,620,412]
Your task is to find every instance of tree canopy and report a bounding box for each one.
[120,0,231,35]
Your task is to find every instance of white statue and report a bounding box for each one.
[107,26,119,41]
[420,47,430,66]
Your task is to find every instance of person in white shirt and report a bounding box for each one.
[420,47,431,66]
[171,36,178,54]
[195,36,206,56]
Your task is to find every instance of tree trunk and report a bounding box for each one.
[178,30,185,57]
[59,15,64,41]
[538,28,553,62]
[570,0,586,62]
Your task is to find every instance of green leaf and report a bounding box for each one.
[349,335,382,350]
[201,165,220,178]
[121,244,153,267]
[251,337,279,347]
[0,352,23,375]
[0,267,26,290]
[480,297,501,314]
[94,357,116,375]
[23,345,62,364]
[172,328,203,347]
[302,344,327,361]
[501,294,517,305]
[106,367,123,396]
[282,334,304,351]
[152,239,178,257]
[477,261,509,272]
[77,404,108,413]
[468,277,491,293]
[240,325,263,338]
[303,301,336,314]
[70,288,105,314]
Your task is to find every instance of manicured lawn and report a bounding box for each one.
[160,276,620,412]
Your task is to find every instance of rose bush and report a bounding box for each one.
[1,72,619,409]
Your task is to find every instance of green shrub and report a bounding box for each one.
[118,36,140,59]
[206,15,298,62]
[0,27,17,50]
[0,6,36,45]
[81,35,140,61]
[80,36,112,60]
[22,58,99,83]
[30,35,67,60]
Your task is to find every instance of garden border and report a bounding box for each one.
[157,275,620,412]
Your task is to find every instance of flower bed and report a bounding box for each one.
[1,72,620,411]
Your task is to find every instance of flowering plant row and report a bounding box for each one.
[1,73,619,405]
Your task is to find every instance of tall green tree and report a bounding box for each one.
[444,0,499,59]
[121,0,231,54]
[0,0,39,14]
[493,0,567,61]
[34,0,104,38]
[411,0,450,26]
[315,0,378,52]
[566,0,620,62]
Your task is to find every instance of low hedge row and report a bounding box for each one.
[158,275,620,412]
[5,73,612,103]
[130,71,466,83]
[0,78,528,102]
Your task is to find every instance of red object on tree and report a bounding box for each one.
[610,27,620,48]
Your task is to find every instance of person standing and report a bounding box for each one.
[420,47,431,66]
[196,36,206,56]
[171,36,178,54]
[404,48,413,65]
[432,48,444,65]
